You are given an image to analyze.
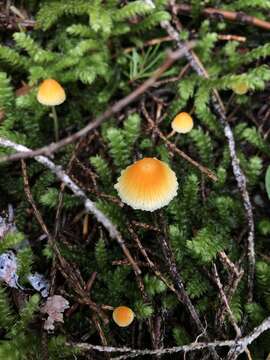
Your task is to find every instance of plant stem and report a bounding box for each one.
[51,106,59,142]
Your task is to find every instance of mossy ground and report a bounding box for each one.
[0,1,270,359]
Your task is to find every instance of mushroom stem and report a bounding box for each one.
[51,106,59,142]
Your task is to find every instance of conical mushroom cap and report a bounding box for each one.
[37,79,66,106]
[113,306,134,327]
[171,112,193,134]
[114,157,178,211]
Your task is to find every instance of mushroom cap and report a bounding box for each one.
[37,79,66,106]
[231,82,249,95]
[114,157,178,211]
[113,306,134,327]
[171,112,193,134]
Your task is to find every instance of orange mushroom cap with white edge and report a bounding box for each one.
[113,306,134,327]
[37,79,66,106]
[171,112,193,134]
[114,157,178,211]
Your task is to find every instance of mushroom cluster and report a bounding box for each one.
[36,80,194,327]
[114,112,194,212]
[36,79,193,213]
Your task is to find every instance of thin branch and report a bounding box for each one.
[21,159,50,238]
[66,315,270,358]
[212,264,241,338]
[0,42,195,164]
[215,252,244,329]
[128,226,176,294]
[218,251,242,278]
[176,4,270,31]
[0,137,140,278]
[217,34,246,42]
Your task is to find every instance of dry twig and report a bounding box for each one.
[176,4,270,31]
[66,315,270,359]
[212,264,242,338]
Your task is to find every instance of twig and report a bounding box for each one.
[215,251,245,329]
[217,34,246,42]
[216,268,244,330]
[92,314,111,360]
[176,4,270,31]
[66,272,97,317]
[66,315,270,358]
[218,251,241,278]
[0,42,196,163]
[131,221,162,233]
[123,36,172,53]
[0,12,35,29]
[128,226,176,294]
[21,159,50,237]
[0,137,141,278]
[212,264,241,338]
[123,34,245,57]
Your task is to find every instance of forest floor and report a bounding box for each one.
[0,1,270,360]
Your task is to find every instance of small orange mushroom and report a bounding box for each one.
[37,79,66,106]
[231,82,249,95]
[171,112,194,134]
[37,79,66,141]
[113,306,134,327]
[114,157,178,211]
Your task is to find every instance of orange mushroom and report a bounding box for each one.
[113,306,134,327]
[114,157,178,211]
[171,112,194,134]
[37,79,66,141]
[37,79,66,106]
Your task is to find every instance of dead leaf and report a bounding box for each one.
[41,295,70,331]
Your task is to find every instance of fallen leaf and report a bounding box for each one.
[41,295,70,331]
